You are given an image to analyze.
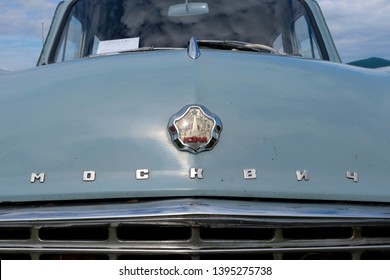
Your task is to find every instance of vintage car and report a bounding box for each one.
[0,0,390,260]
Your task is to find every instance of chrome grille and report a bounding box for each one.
[0,198,390,260]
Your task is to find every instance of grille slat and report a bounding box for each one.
[0,199,390,260]
[39,225,109,241]
[1,222,390,259]
[361,226,390,238]
[283,227,354,240]
[117,225,191,241]
[200,227,274,240]
[0,227,31,240]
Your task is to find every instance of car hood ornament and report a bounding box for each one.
[168,105,222,154]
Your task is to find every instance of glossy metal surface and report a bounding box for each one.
[1,198,390,259]
[168,104,222,154]
[187,37,201,60]
[1,198,390,222]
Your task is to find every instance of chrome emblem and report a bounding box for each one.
[168,104,222,154]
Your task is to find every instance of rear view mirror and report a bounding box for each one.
[168,1,209,17]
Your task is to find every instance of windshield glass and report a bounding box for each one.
[52,0,324,62]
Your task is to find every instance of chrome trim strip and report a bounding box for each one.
[2,245,390,254]
[0,198,390,222]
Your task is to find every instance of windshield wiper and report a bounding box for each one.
[89,46,181,57]
[196,40,280,54]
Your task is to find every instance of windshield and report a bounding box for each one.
[52,0,324,62]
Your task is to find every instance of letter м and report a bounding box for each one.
[31,173,45,183]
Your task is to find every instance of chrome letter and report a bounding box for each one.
[243,169,257,180]
[296,170,309,181]
[136,169,149,180]
[30,173,45,183]
[83,171,96,182]
[346,171,359,183]
[190,168,203,179]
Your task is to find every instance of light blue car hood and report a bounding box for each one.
[1,50,390,203]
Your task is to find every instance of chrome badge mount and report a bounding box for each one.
[168,105,222,154]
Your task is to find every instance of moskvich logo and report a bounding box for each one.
[168,105,222,154]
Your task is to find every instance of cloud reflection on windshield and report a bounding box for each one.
[107,0,305,48]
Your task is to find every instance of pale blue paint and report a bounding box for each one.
[1,49,390,203]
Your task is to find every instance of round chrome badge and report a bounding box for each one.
[168,105,222,154]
